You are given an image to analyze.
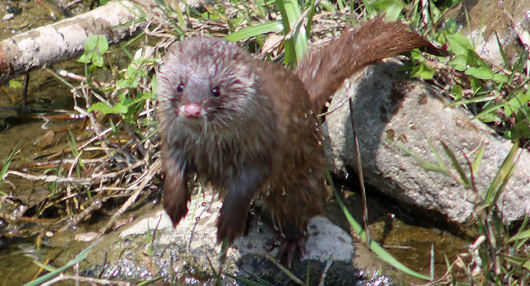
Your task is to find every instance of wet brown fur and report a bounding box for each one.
[157,17,441,252]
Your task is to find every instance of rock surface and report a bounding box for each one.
[80,191,395,285]
[323,62,530,224]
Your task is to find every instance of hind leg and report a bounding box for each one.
[265,174,326,267]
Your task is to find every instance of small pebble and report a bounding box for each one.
[3,13,14,21]
[75,232,100,242]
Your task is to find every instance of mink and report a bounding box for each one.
[156,17,442,265]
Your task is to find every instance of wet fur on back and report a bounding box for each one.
[156,17,442,258]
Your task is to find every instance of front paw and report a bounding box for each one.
[268,226,307,268]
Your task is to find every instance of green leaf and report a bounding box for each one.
[383,2,406,21]
[88,101,127,114]
[469,77,484,92]
[446,32,474,55]
[492,73,509,83]
[445,19,458,34]
[430,4,442,24]
[78,35,109,67]
[505,92,525,117]
[88,92,153,125]
[8,80,23,88]
[508,121,530,139]
[465,66,494,80]
[116,78,138,89]
[410,61,435,80]
[84,35,98,51]
[449,55,468,71]
[450,84,463,100]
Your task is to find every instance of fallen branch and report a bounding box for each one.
[6,160,144,186]
[0,0,151,86]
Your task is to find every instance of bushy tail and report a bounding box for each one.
[296,17,445,111]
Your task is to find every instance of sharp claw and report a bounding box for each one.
[286,243,296,268]
[276,242,287,263]
[298,237,306,256]
[269,229,308,267]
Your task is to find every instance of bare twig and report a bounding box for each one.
[7,160,144,186]
[6,171,95,185]
[100,158,162,234]
[318,256,333,286]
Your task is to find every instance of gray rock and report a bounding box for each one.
[323,62,530,224]
[81,191,392,285]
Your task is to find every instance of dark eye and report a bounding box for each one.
[176,83,185,92]
[211,86,221,97]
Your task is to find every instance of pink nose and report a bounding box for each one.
[180,103,202,117]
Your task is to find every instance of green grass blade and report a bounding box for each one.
[153,0,184,36]
[441,142,470,187]
[224,272,273,286]
[24,239,102,286]
[305,0,317,39]
[0,140,22,194]
[224,21,283,42]
[494,32,509,69]
[446,95,497,107]
[485,141,519,205]
[501,254,530,272]
[277,0,308,66]
[509,229,530,242]
[425,133,447,171]
[472,102,507,120]
[328,171,431,281]
[471,143,485,177]
[386,138,451,176]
